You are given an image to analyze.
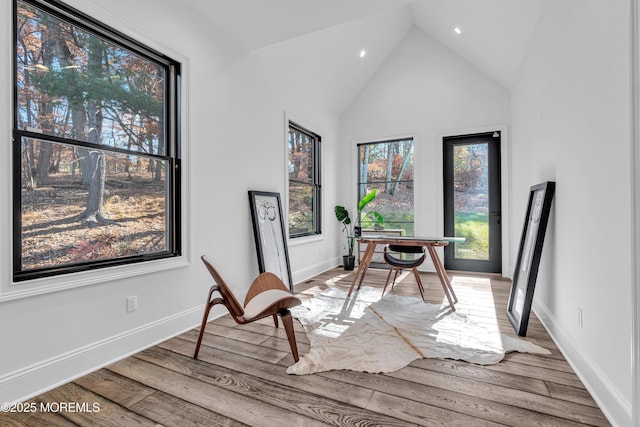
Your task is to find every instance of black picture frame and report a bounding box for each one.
[507,181,556,336]
[248,191,293,291]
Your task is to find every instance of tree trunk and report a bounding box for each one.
[360,145,369,200]
[35,141,53,185]
[386,143,394,194]
[392,143,413,196]
[22,146,35,190]
[83,149,107,223]
[32,14,57,187]
[154,160,162,181]
[79,38,109,224]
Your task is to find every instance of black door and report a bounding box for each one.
[443,132,501,273]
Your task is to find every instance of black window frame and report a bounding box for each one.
[287,121,322,238]
[12,0,182,282]
[357,138,415,235]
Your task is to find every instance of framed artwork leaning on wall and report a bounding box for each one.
[248,190,293,291]
[507,181,556,336]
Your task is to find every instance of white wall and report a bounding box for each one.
[0,0,342,403]
[340,27,511,272]
[2,3,634,425]
[511,0,632,425]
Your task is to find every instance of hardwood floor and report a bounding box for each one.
[1,267,611,426]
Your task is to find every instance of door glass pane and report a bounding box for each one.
[453,143,489,260]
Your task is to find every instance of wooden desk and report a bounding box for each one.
[357,228,405,265]
[348,236,465,310]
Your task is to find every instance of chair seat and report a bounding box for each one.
[383,251,426,268]
[243,289,299,320]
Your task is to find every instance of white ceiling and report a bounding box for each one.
[184,0,413,50]
[184,0,546,89]
[411,0,546,88]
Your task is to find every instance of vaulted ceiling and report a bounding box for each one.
[181,0,545,115]
[184,0,545,90]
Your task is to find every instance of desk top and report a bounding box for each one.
[357,235,465,244]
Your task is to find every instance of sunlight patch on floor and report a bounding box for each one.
[324,272,352,287]
[450,275,499,332]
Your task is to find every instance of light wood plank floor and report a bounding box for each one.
[2,267,611,426]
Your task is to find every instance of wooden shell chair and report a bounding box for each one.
[193,255,302,362]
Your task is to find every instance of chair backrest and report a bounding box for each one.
[388,244,424,254]
[201,255,245,317]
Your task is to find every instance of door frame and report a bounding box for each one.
[443,132,502,273]
[437,124,511,278]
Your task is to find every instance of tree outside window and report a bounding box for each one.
[357,139,414,235]
[14,0,181,281]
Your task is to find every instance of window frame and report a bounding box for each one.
[11,0,182,282]
[287,120,322,239]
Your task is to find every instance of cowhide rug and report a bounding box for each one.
[287,286,549,375]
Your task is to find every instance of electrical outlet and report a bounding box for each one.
[127,295,138,313]
[577,307,583,328]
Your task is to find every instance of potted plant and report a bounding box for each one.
[335,190,384,271]
[334,205,356,270]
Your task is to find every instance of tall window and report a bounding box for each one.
[357,138,414,235]
[288,121,321,238]
[13,0,181,281]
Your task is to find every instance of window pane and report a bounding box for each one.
[358,139,414,236]
[20,137,168,271]
[288,127,313,184]
[453,143,489,259]
[16,0,166,154]
[289,182,314,235]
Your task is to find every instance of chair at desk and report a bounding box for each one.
[382,244,427,300]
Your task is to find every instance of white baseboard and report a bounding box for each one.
[533,300,631,427]
[0,306,204,405]
[292,257,342,286]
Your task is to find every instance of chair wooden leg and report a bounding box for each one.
[272,314,279,328]
[193,287,217,360]
[391,268,400,289]
[382,267,394,296]
[413,268,425,300]
[280,310,299,362]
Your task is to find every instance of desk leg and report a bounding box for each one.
[426,244,458,310]
[347,242,376,297]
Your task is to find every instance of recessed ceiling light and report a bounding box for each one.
[359,49,367,58]
[454,27,462,35]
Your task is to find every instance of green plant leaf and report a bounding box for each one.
[357,189,377,212]
[369,211,384,225]
[334,205,351,225]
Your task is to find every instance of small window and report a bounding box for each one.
[357,138,414,235]
[13,0,181,281]
[287,121,321,238]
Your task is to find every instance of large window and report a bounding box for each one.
[13,0,181,281]
[287,121,321,238]
[357,138,414,235]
